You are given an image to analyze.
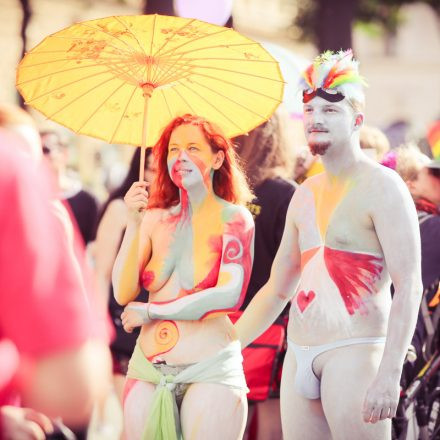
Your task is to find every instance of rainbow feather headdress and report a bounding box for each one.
[299,49,367,104]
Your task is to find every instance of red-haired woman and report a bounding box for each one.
[112,114,254,440]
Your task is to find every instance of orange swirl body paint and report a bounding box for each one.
[147,320,180,362]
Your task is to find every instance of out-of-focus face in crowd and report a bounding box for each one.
[411,167,440,206]
[0,104,41,162]
[144,151,157,184]
[40,131,66,175]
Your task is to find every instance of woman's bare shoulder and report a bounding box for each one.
[105,198,127,219]
[97,199,126,237]
[221,201,254,228]
[141,206,174,231]
[145,206,168,217]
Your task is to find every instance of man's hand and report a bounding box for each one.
[0,406,54,440]
[121,302,151,333]
[362,374,400,423]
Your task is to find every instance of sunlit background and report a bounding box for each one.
[1,2,439,438]
[1,0,439,201]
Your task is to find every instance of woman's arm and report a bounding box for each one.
[121,206,254,329]
[235,194,301,347]
[112,182,151,305]
[94,199,127,303]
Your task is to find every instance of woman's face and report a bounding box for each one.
[144,153,157,184]
[167,124,224,190]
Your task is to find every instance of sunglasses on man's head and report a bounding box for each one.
[302,87,345,104]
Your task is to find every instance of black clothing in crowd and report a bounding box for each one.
[242,177,296,310]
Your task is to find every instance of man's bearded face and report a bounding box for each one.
[303,95,355,156]
[309,140,331,156]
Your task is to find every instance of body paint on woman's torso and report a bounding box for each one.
[140,142,247,360]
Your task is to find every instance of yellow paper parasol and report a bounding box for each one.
[16,14,284,179]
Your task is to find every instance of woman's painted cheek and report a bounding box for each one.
[168,156,182,187]
[191,155,211,186]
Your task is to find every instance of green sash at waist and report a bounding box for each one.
[126,340,248,440]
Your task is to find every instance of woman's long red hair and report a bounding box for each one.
[148,115,252,209]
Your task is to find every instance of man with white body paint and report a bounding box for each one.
[235,50,423,439]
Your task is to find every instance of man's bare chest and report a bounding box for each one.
[295,183,379,253]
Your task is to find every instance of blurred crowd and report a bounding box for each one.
[0,100,439,440]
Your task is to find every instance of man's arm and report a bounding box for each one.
[94,199,127,303]
[235,193,302,348]
[121,207,254,329]
[363,170,423,423]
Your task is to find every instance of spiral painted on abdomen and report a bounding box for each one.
[155,320,179,346]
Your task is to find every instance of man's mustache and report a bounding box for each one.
[308,124,328,133]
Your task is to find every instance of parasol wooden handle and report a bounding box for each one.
[139,84,154,182]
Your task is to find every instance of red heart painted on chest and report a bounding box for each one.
[297,290,316,313]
